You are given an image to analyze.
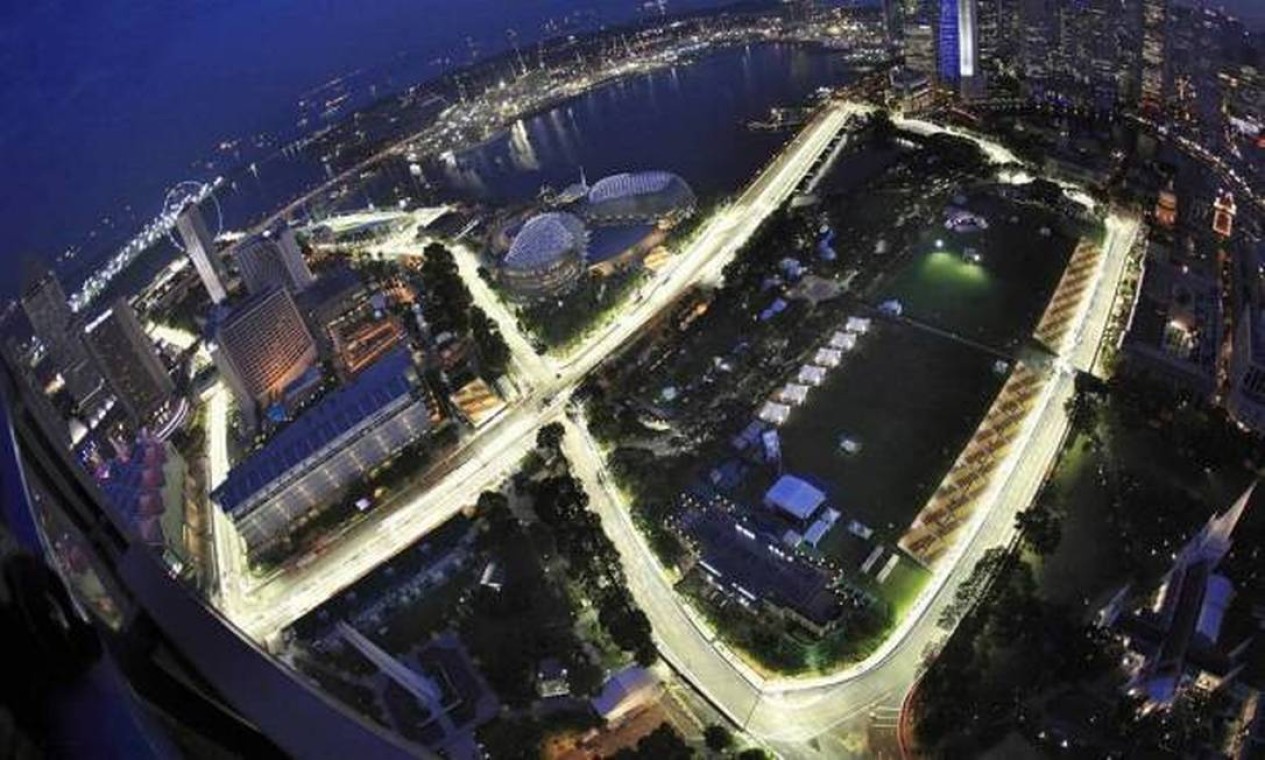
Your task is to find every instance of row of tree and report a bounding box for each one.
[419,243,511,378]
[530,469,657,666]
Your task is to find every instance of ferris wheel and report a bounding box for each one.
[162,180,223,252]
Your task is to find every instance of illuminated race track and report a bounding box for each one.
[213,99,868,642]
[209,101,1140,752]
[565,211,1137,752]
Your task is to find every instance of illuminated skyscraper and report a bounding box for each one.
[21,271,105,412]
[233,227,315,296]
[211,287,317,429]
[938,0,983,96]
[1140,0,1168,110]
[175,202,228,304]
[85,298,173,426]
[905,19,937,76]
[882,0,905,47]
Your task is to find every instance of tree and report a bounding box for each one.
[1064,390,1101,433]
[614,724,693,759]
[471,306,511,377]
[704,724,734,753]
[536,422,565,456]
[871,108,896,147]
[476,490,509,515]
[735,751,769,760]
[598,594,656,665]
[1015,505,1063,556]
[420,242,473,332]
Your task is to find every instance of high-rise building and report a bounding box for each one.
[938,0,983,96]
[233,227,315,296]
[904,19,938,76]
[275,227,316,292]
[1140,0,1168,110]
[175,202,228,304]
[211,287,317,427]
[882,0,905,48]
[21,272,105,412]
[1017,0,1055,88]
[1,337,72,449]
[211,348,437,557]
[938,0,961,83]
[85,298,174,426]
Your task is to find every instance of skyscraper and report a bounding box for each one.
[275,227,316,292]
[904,19,937,76]
[1140,0,1168,110]
[175,202,228,304]
[233,227,315,296]
[882,0,905,48]
[211,287,317,428]
[21,271,105,412]
[2,337,73,449]
[85,298,174,426]
[938,0,983,96]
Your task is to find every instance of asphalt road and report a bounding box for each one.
[211,98,868,642]
[206,104,1138,754]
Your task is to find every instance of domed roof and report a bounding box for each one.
[504,212,588,272]
[583,171,695,225]
[588,172,681,204]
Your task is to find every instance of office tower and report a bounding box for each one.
[991,0,1020,68]
[85,298,174,426]
[275,228,316,291]
[175,202,228,304]
[938,0,983,97]
[882,0,905,47]
[2,338,72,449]
[1140,0,1168,109]
[1017,0,1054,85]
[21,272,105,411]
[233,228,315,296]
[211,287,317,428]
[905,19,937,76]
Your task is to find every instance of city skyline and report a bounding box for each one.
[1,1,1262,758]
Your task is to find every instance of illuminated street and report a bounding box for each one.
[210,99,868,642]
[8,2,1261,757]
[205,99,1140,752]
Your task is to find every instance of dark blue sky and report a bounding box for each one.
[0,0,733,269]
[1,0,1257,276]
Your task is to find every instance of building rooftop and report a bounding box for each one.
[583,171,696,225]
[587,172,679,204]
[765,475,827,521]
[586,223,658,264]
[686,507,841,628]
[212,348,420,516]
[503,212,588,272]
[591,666,658,721]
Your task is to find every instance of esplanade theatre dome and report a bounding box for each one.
[499,212,588,298]
[583,171,696,227]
